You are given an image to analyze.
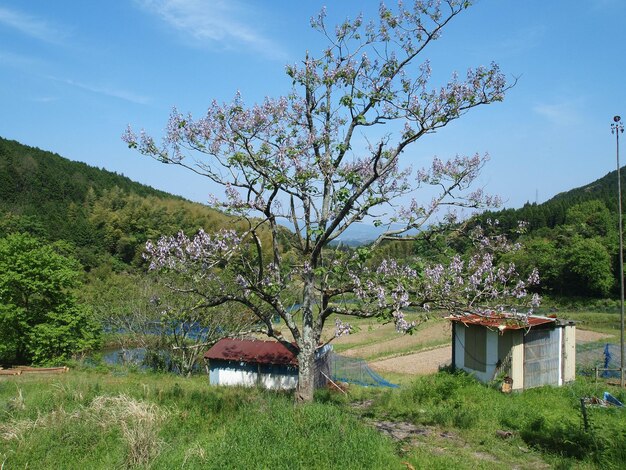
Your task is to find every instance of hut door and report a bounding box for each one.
[524,328,560,388]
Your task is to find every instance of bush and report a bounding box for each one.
[0,233,100,365]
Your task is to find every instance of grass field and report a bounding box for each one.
[1,369,625,469]
[1,310,625,469]
[559,311,623,341]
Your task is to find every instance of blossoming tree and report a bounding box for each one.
[124,1,538,402]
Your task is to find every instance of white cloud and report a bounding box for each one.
[533,100,583,126]
[0,49,41,68]
[0,6,66,44]
[136,0,286,60]
[498,24,546,57]
[31,96,59,103]
[51,77,151,105]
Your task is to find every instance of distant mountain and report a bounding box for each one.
[330,222,420,247]
[331,223,384,246]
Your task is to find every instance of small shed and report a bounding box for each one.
[203,338,331,390]
[448,313,575,390]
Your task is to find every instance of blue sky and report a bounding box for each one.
[1,0,625,210]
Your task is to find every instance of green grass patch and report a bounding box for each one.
[560,310,621,339]
[0,371,401,469]
[2,368,625,469]
[354,371,626,469]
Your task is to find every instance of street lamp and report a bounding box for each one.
[612,115,625,388]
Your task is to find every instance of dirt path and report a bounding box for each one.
[575,329,614,343]
[368,327,615,376]
[370,345,452,375]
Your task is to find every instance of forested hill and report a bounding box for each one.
[467,168,626,299]
[0,136,233,268]
[477,167,626,233]
[1,135,185,198]
[374,167,625,300]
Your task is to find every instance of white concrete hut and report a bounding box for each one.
[448,313,576,390]
[203,338,331,391]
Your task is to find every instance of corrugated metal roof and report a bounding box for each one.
[447,313,556,331]
[203,338,298,366]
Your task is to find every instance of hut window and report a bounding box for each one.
[464,325,486,372]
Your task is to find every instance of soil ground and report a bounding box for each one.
[339,321,450,359]
[370,345,452,375]
[575,329,613,343]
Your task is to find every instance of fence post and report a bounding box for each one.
[580,398,589,432]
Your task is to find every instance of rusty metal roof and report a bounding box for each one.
[203,338,298,366]
[447,313,557,331]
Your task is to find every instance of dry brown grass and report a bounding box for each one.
[0,408,77,442]
[89,395,168,467]
[6,385,25,412]
[0,417,35,442]
[182,442,209,468]
[0,394,168,468]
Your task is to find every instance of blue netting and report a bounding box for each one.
[577,343,622,377]
[331,353,399,388]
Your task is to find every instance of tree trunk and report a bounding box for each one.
[296,273,317,403]
[295,343,316,403]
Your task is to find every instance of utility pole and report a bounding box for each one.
[611,115,625,388]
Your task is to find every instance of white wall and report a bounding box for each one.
[212,366,298,390]
[562,325,576,383]
[510,331,524,390]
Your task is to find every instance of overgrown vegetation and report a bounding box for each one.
[475,178,626,299]
[0,371,401,469]
[1,370,624,469]
[0,137,290,367]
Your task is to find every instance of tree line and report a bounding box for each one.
[473,168,626,299]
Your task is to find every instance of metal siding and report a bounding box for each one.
[498,331,514,366]
[464,325,487,372]
[455,323,465,370]
[524,327,560,388]
[209,361,298,389]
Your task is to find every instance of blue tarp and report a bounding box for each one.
[603,392,624,407]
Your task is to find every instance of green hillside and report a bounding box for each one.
[2,134,620,304]
[370,169,625,301]
[0,137,232,268]
[471,169,626,300]
[478,167,626,233]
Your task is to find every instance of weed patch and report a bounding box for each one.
[89,395,168,467]
[2,369,625,469]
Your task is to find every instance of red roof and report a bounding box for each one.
[203,338,298,366]
[448,313,556,331]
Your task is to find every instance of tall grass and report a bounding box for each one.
[1,369,625,469]
[350,371,626,469]
[0,371,401,469]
